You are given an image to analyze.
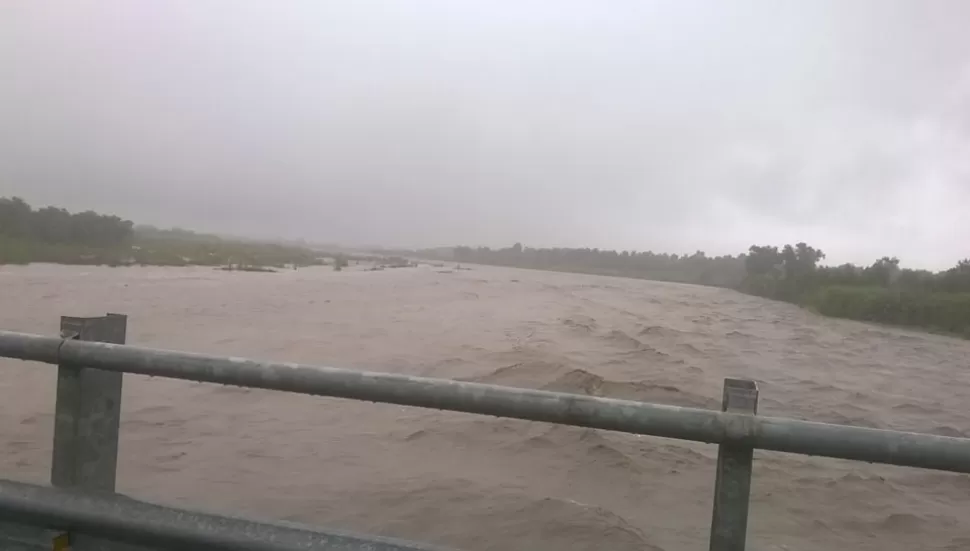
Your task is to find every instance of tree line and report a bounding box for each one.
[435,243,747,287]
[4,194,968,336]
[0,196,134,247]
[0,197,325,268]
[744,243,970,297]
[422,241,970,337]
[741,243,970,336]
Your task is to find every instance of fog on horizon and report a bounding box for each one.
[1,1,968,269]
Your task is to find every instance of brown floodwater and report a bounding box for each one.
[1,263,968,550]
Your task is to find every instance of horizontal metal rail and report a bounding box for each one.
[0,479,437,551]
[2,329,969,473]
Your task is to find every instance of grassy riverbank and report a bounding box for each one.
[0,197,328,269]
[0,234,326,269]
[808,286,970,338]
[740,245,970,338]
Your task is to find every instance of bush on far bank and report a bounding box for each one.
[810,285,970,337]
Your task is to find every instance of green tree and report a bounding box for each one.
[865,257,900,287]
[0,197,32,236]
[745,245,780,276]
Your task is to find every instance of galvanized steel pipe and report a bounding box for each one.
[0,478,437,551]
[2,330,969,473]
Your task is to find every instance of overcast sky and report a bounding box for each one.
[2,2,968,268]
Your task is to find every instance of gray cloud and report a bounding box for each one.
[1,1,969,268]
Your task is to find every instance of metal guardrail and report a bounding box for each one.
[1,314,969,550]
[0,478,440,551]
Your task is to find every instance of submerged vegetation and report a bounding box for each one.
[418,243,746,287]
[0,197,417,273]
[133,226,325,269]
[332,255,348,271]
[0,197,325,269]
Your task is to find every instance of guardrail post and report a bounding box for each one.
[50,314,129,551]
[709,378,759,551]
[51,314,126,491]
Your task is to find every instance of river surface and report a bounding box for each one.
[1,263,969,550]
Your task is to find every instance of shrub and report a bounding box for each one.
[810,286,970,336]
